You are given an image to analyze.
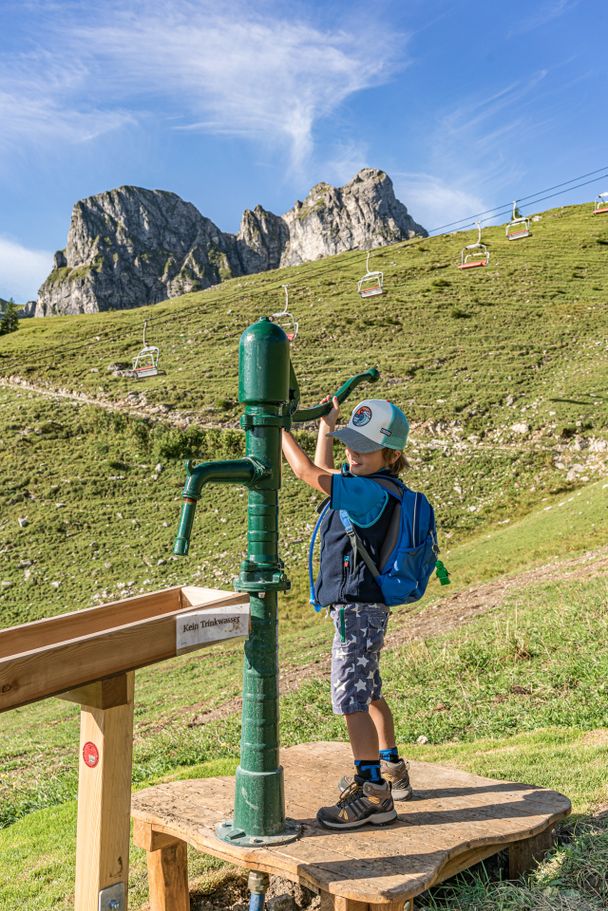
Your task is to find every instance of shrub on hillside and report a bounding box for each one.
[0,299,19,336]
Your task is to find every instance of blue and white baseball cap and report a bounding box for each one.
[329,399,409,453]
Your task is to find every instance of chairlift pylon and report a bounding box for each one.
[356,251,384,298]
[132,319,160,379]
[593,192,608,215]
[271,285,298,342]
[506,200,531,240]
[457,222,490,270]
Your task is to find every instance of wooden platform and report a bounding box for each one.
[132,741,571,911]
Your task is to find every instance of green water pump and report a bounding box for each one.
[173,316,378,845]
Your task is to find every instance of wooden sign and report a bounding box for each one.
[176,601,250,654]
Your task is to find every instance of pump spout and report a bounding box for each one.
[174,457,268,556]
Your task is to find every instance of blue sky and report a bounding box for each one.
[1,0,606,301]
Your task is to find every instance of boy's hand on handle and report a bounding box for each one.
[320,395,340,431]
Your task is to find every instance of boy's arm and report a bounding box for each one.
[314,395,341,473]
[282,430,333,495]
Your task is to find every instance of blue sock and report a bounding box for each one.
[379,746,399,763]
[355,760,382,783]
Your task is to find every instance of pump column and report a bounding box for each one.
[216,317,300,847]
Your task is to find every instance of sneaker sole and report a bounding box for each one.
[317,809,398,830]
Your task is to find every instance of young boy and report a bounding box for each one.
[281,396,412,830]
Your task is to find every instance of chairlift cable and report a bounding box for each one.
[426,165,608,234]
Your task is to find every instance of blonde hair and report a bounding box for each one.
[383,448,408,476]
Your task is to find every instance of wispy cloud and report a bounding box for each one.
[393,173,487,234]
[438,70,549,150]
[0,52,133,160]
[416,70,558,223]
[0,236,52,302]
[320,140,371,187]
[1,1,407,172]
[74,1,405,171]
[508,0,579,36]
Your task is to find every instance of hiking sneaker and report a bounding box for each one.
[317,776,397,830]
[338,759,413,801]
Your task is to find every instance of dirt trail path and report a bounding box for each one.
[183,544,608,729]
[0,374,205,428]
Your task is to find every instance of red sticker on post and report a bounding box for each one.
[83,742,99,768]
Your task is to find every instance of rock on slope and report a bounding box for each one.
[36,169,426,316]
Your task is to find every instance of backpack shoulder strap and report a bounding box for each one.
[308,499,331,611]
[339,510,380,579]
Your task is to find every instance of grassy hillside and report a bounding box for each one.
[3,382,608,630]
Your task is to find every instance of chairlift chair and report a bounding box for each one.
[593,192,608,215]
[506,200,531,240]
[458,223,490,270]
[356,251,384,298]
[271,285,298,342]
[132,320,160,378]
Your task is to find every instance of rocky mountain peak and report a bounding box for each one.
[36,169,427,316]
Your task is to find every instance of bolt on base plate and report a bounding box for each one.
[215,818,302,847]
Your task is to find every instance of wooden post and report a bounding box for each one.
[319,897,412,911]
[508,827,554,879]
[71,673,135,911]
[148,839,190,911]
[133,821,190,911]
[319,896,369,911]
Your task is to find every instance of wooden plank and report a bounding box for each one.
[74,672,134,911]
[147,839,190,911]
[508,827,554,879]
[0,587,182,658]
[133,819,184,853]
[0,590,247,712]
[0,586,243,658]
[58,674,132,709]
[431,842,503,885]
[370,902,406,911]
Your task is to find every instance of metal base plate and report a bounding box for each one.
[99,881,125,911]
[215,818,302,847]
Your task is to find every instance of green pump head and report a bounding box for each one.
[239,317,290,406]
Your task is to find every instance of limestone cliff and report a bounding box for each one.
[280,169,425,266]
[36,170,426,316]
[36,187,242,317]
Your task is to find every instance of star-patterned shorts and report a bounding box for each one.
[329,603,390,715]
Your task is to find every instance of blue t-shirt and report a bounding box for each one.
[330,473,389,528]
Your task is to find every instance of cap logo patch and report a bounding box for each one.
[380,428,392,437]
[352,406,372,427]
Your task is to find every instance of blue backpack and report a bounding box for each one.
[308,476,447,611]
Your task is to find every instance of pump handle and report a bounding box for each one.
[291,368,380,422]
